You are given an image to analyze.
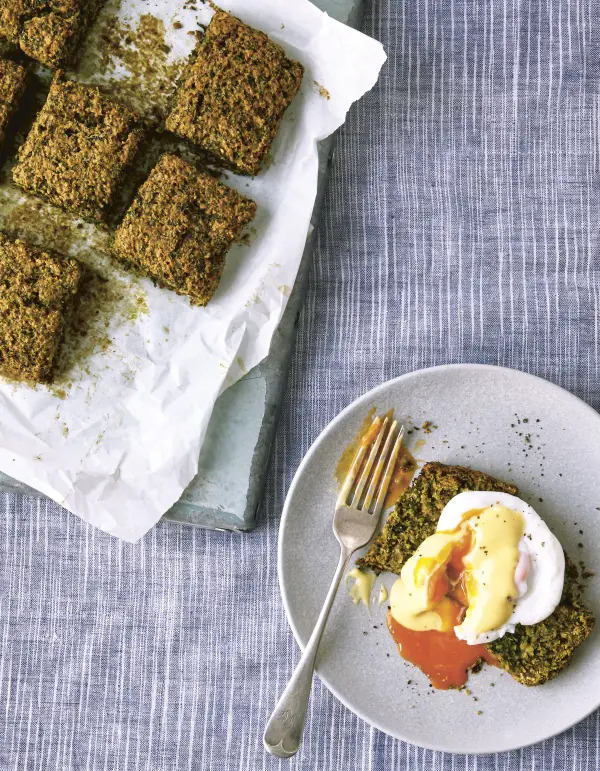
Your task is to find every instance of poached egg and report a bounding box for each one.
[389,491,565,645]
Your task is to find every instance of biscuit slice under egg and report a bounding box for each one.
[358,462,594,686]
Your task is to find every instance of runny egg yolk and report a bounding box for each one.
[388,505,525,688]
[387,607,498,690]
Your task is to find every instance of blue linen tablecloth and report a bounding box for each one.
[2,0,600,768]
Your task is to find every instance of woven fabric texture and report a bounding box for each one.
[1,0,600,768]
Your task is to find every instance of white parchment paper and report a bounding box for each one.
[0,0,385,541]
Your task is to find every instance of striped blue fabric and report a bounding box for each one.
[1,0,599,767]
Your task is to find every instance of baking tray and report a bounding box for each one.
[0,0,365,532]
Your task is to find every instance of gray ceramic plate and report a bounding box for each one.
[278,364,600,754]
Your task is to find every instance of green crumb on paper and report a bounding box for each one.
[125,292,149,322]
[313,81,330,100]
[77,13,185,123]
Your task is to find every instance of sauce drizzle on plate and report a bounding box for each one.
[335,408,417,507]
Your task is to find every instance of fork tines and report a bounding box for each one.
[337,416,406,517]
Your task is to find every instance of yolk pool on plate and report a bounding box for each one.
[387,609,497,690]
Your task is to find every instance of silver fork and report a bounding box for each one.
[263,416,405,759]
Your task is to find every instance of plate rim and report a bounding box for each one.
[277,362,600,754]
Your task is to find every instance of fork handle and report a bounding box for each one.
[263,547,353,758]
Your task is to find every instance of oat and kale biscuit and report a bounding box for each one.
[0,232,82,382]
[0,0,106,70]
[112,153,256,305]
[13,72,144,222]
[0,57,26,149]
[166,9,304,176]
[359,462,594,685]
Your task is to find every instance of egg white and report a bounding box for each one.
[437,491,565,645]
